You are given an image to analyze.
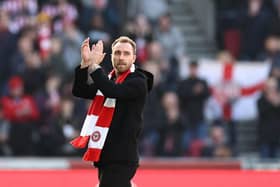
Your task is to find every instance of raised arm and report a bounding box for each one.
[72,66,98,99]
[72,38,106,99]
[90,69,147,100]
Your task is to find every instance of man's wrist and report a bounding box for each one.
[80,64,88,69]
[88,63,101,73]
[80,60,90,69]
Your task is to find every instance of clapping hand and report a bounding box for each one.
[80,38,106,68]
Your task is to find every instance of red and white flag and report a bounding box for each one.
[198,60,270,120]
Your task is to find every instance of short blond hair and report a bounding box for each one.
[111,36,136,54]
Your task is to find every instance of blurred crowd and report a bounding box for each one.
[216,0,280,61]
[0,0,280,159]
[216,0,280,158]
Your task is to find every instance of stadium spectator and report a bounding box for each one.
[0,11,17,96]
[127,0,169,24]
[0,103,10,156]
[58,97,81,156]
[59,21,85,73]
[47,36,69,77]
[79,0,122,37]
[270,58,280,92]
[177,61,210,155]
[214,52,239,154]
[10,27,37,76]
[34,73,64,156]
[88,12,111,45]
[154,13,186,63]
[269,0,280,35]
[1,76,40,155]
[157,91,185,157]
[144,41,177,89]
[21,52,46,95]
[238,0,275,60]
[257,34,280,61]
[133,14,153,65]
[201,120,232,158]
[36,12,52,61]
[140,62,163,156]
[154,13,186,86]
[215,0,242,53]
[87,12,112,73]
[257,77,280,158]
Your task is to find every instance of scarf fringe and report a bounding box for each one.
[70,136,90,148]
[83,148,101,161]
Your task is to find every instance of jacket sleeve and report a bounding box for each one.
[72,65,98,99]
[90,68,147,99]
[178,80,210,100]
[257,95,277,116]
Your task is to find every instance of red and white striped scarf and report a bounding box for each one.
[71,64,135,161]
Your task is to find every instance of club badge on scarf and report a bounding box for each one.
[71,64,135,161]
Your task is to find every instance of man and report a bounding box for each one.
[1,76,40,155]
[177,61,210,155]
[257,77,280,158]
[71,36,153,187]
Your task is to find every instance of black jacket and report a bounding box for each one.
[72,66,153,166]
[257,94,280,143]
[177,77,210,127]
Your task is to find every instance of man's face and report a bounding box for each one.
[111,42,136,74]
[189,66,198,77]
[10,86,23,98]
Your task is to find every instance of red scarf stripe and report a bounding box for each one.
[88,95,105,115]
[83,148,101,161]
[87,101,95,114]
[95,107,115,128]
[70,136,90,148]
[115,69,132,83]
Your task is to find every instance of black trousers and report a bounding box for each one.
[97,164,137,187]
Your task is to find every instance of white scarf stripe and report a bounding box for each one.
[103,98,116,108]
[130,64,135,72]
[88,126,109,149]
[80,115,98,136]
[96,90,103,96]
